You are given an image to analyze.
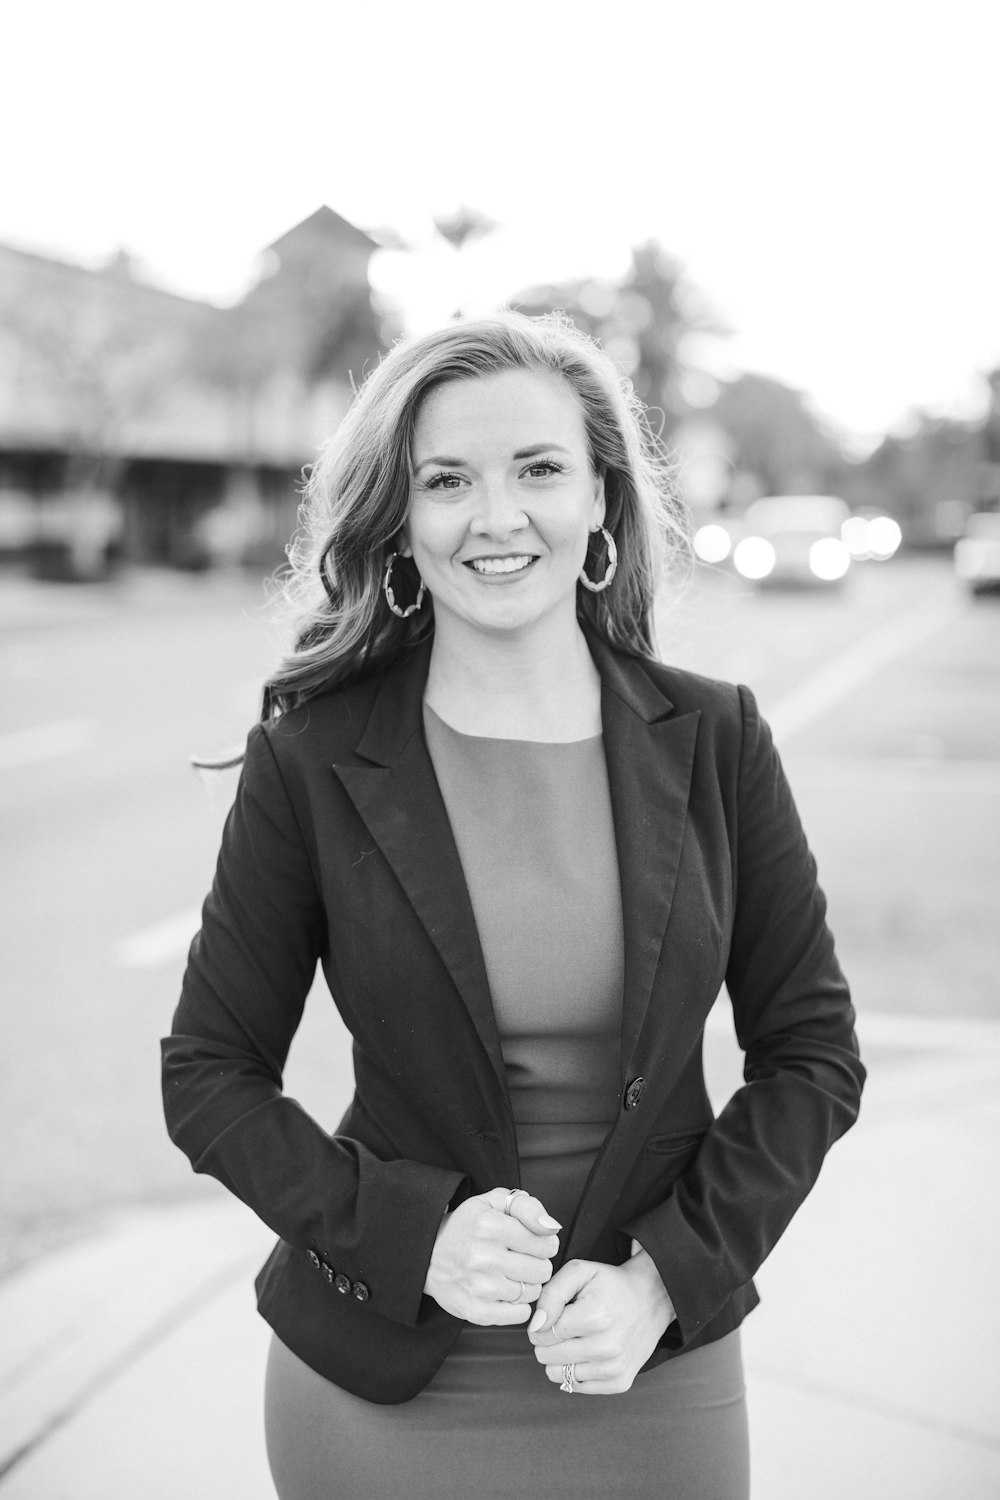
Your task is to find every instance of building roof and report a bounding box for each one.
[265,205,379,257]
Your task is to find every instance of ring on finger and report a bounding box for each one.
[503,1188,528,1216]
[559,1362,576,1393]
[505,1280,527,1303]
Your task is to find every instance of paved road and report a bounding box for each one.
[1,557,998,1279]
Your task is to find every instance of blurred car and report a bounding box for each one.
[730,495,851,587]
[954,512,1000,595]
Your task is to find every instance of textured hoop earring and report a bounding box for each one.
[383,552,426,618]
[578,526,618,593]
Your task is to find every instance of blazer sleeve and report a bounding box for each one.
[622,684,865,1349]
[160,722,466,1329]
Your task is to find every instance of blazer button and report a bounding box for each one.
[352,1281,370,1302]
[624,1077,646,1110]
[321,1261,335,1284]
[335,1273,352,1295]
[307,1250,321,1270]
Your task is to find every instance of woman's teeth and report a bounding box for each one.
[469,556,533,575]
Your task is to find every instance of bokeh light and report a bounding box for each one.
[842,516,871,560]
[733,537,776,580]
[809,537,851,581]
[693,523,733,564]
[867,516,902,560]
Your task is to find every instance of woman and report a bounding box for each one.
[162,311,864,1498]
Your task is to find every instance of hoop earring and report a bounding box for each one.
[383,552,426,618]
[578,526,618,593]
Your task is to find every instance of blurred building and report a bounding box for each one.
[0,207,383,577]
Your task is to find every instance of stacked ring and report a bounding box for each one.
[503,1188,528,1216]
[559,1362,576,1393]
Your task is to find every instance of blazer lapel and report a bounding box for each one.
[589,638,701,1080]
[331,648,508,1096]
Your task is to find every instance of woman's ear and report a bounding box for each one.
[591,472,606,530]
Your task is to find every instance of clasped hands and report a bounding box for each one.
[424,1188,675,1395]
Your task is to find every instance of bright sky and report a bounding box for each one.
[3,0,997,447]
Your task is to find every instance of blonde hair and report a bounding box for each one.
[263,310,690,716]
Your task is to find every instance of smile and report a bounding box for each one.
[465,555,536,576]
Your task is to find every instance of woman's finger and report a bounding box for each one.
[501,1277,543,1305]
[483,1210,559,1263]
[542,1360,626,1394]
[504,1190,562,1238]
[503,1250,554,1285]
[482,1299,532,1326]
[527,1258,596,1339]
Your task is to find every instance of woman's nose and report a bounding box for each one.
[469,479,528,540]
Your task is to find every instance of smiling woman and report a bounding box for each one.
[163,310,864,1500]
[259,311,688,718]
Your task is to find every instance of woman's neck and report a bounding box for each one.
[424,618,602,742]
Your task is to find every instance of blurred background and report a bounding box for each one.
[1,0,999,1493]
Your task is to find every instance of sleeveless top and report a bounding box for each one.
[423,704,625,1228]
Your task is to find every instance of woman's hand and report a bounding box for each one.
[527,1245,675,1394]
[423,1188,561,1325]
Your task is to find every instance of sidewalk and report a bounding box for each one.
[2,1012,999,1499]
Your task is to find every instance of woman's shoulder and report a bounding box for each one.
[609,644,750,725]
[253,651,421,770]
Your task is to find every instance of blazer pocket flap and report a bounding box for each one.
[645,1127,709,1156]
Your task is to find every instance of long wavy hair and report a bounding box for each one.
[263,310,690,718]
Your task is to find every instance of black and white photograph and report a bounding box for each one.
[1,2,998,1495]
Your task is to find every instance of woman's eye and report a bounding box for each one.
[524,461,564,479]
[424,472,465,492]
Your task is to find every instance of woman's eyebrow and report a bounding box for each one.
[414,443,571,471]
[512,443,572,460]
[413,454,465,470]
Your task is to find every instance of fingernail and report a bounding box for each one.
[538,1215,562,1230]
[527,1308,546,1333]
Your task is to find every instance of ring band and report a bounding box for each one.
[559,1361,575,1393]
[503,1188,528,1216]
[506,1279,527,1303]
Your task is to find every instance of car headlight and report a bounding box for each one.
[733,537,776,579]
[809,537,851,580]
[842,516,871,560]
[693,523,733,563]
[866,516,902,560]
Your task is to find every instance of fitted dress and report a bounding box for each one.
[263,708,749,1499]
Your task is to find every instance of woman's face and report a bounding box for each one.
[403,369,605,645]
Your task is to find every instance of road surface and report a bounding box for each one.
[1,556,997,1277]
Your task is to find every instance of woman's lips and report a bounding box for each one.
[464,555,536,576]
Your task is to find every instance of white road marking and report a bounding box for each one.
[113,908,202,969]
[766,595,963,743]
[0,718,97,771]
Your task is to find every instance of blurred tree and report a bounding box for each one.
[855,412,987,543]
[707,372,845,501]
[513,242,718,440]
[433,206,499,252]
[979,369,1000,509]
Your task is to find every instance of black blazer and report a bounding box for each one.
[162,633,864,1404]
